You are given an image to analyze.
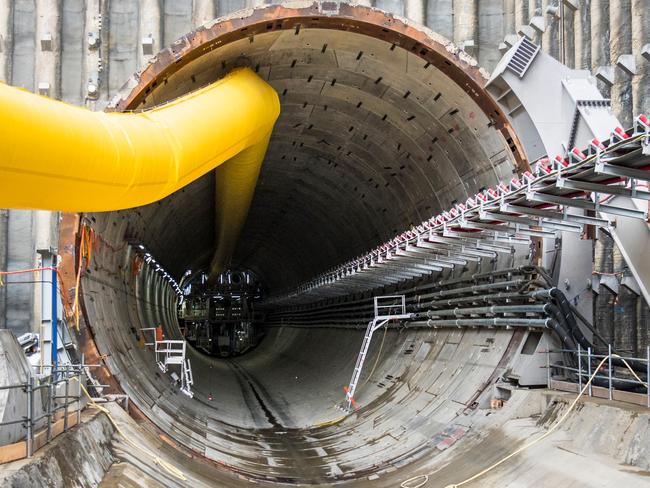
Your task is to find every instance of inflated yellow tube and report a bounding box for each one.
[0,67,279,211]
[0,67,280,278]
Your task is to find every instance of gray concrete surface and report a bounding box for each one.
[0,409,115,487]
[4,389,650,487]
[0,330,53,445]
[98,392,650,487]
[0,1,648,486]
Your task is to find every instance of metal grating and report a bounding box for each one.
[506,37,540,78]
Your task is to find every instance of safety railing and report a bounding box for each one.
[547,345,650,408]
[0,364,85,460]
[153,340,194,398]
[155,340,186,372]
[373,295,407,319]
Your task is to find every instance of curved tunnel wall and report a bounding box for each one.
[81,217,524,482]
[108,4,525,291]
[75,4,529,484]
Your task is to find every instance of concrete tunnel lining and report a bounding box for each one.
[69,3,531,483]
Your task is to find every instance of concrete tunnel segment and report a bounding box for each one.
[58,2,534,484]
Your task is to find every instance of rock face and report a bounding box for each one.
[0,411,115,488]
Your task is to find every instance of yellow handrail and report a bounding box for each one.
[0,67,280,277]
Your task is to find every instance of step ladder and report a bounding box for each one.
[180,358,194,398]
[345,295,411,411]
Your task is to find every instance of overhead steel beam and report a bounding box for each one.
[526,191,648,219]
[501,203,611,226]
[595,161,650,181]
[556,177,650,200]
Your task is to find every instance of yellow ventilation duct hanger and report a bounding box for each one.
[0,67,281,278]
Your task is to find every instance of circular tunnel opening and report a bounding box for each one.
[180,269,265,358]
[74,3,527,484]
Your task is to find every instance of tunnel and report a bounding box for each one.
[69,3,532,485]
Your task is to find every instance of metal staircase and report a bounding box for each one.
[345,296,411,410]
[180,358,194,398]
[155,340,194,398]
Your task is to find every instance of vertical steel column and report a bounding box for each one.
[77,353,84,426]
[587,347,593,396]
[647,345,649,408]
[504,0,515,35]
[578,343,582,391]
[631,0,649,116]
[405,0,426,25]
[46,380,53,441]
[590,0,611,95]
[452,0,477,51]
[51,264,57,370]
[609,0,633,127]
[139,0,163,68]
[0,209,7,326]
[574,0,591,69]
[608,344,613,400]
[546,343,551,387]
[26,374,33,457]
[541,0,557,58]
[514,0,527,33]
[193,0,215,24]
[558,0,564,64]
[35,0,61,99]
[562,1,575,67]
[63,367,69,431]
[0,1,12,82]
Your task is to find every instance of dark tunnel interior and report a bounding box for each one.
[78,14,525,483]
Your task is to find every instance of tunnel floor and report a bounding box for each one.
[50,4,650,487]
[41,390,650,488]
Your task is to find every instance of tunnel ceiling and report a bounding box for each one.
[108,3,524,293]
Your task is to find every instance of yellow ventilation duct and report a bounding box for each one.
[0,67,280,278]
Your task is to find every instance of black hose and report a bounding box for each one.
[549,288,592,350]
[567,301,610,349]
[545,317,578,352]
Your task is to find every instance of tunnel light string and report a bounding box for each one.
[400,354,648,488]
[71,377,188,482]
[69,223,185,332]
[72,224,94,330]
[0,266,72,317]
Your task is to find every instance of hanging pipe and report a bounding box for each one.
[426,304,547,318]
[424,317,550,327]
[422,279,529,300]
